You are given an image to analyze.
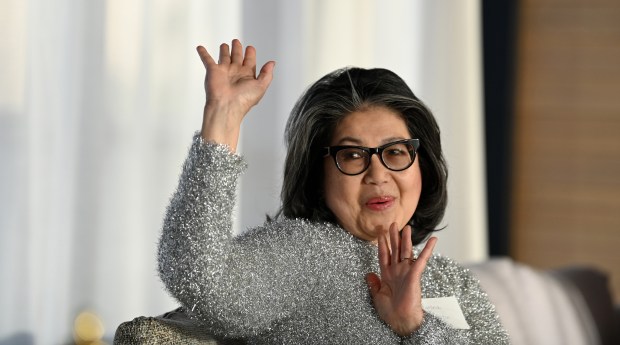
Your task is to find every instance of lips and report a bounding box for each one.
[365,196,395,211]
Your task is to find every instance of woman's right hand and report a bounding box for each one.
[197,39,275,151]
[366,223,437,336]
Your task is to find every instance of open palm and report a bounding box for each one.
[197,39,275,151]
[366,223,437,336]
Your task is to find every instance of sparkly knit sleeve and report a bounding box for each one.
[157,135,315,338]
[401,255,510,344]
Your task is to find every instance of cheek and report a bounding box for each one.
[399,165,423,210]
[323,165,359,214]
[322,164,339,210]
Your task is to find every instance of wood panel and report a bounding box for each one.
[511,0,620,302]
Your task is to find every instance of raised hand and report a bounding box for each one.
[197,39,275,151]
[366,223,437,337]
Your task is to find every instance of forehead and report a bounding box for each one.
[331,106,410,144]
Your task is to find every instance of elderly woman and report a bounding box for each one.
[158,40,509,344]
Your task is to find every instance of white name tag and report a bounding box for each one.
[421,296,470,329]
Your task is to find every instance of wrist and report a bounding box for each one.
[200,103,243,152]
[393,311,424,337]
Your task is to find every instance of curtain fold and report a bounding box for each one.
[0,0,484,343]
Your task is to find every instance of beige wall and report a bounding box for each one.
[511,0,620,302]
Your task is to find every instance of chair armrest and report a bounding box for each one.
[551,267,620,345]
[113,308,246,345]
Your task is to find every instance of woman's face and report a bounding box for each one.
[323,106,422,243]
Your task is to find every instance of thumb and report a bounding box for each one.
[366,273,381,297]
[257,61,275,87]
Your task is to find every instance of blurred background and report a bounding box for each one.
[0,0,618,344]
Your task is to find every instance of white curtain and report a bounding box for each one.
[0,0,485,343]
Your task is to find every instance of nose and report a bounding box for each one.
[362,154,389,184]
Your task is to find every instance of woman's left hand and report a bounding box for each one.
[366,223,437,337]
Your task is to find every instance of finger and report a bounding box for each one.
[196,46,216,68]
[418,237,437,262]
[243,45,257,75]
[218,43,231,64]
[413,237,437,275]
[389,222,400,265]
[377,227,390,272]
[365,273,382,297]
[400,225,413,262]
[230,39,243,64]
[256,61,275,88]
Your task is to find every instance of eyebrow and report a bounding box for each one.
[334,136,409,146]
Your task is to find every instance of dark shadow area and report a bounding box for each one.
[482,0,518,256]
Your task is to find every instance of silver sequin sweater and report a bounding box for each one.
[158,135,510,344]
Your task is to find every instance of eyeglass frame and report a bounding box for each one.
[322,138,420,176]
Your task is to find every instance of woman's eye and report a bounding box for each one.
[340,150,364,161]
[386,148,405,156]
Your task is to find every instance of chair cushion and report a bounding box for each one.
[467,258,600,345]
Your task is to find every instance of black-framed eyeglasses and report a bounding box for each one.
[322,139,420,176]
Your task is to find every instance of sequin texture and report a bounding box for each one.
[158,134,510,344]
